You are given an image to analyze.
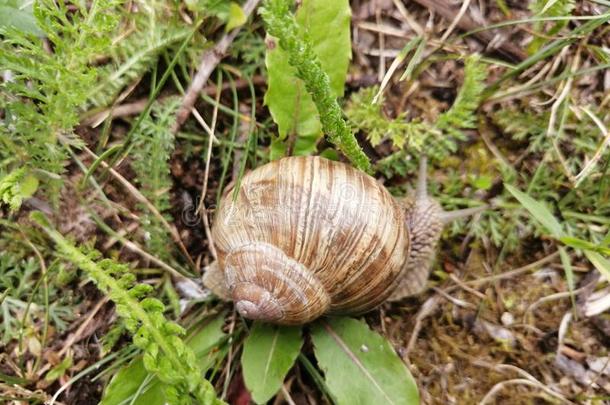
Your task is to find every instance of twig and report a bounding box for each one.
[438,0,471,43]
[546,47,580,183]
[523,287,587,323]
[390,0,424,36]
[411,0,526,61]
[376,9,385,83]
[474,361,575,405]
[58,298,110,358]
[281,384,297,405]
[81,146,196,269]
[404,295,443,359]
[82,76,266,127]
[574,106,610,186]
[464,251,560,288]
[173,0,262,132]
[448,274,487,300]
[481,379,573,404]
[431,287,476,309]
[194,108,219,261]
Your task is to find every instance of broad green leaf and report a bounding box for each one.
[100,315,226,405]
[505,184,564,238]
[187,314,228,367]
[584,250,610,283]
[265,0,351,158]
[241,322,303,404]
[311,317,419,405]
[99,360,166,405]
[0,0,42,36]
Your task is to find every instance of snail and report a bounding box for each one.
[203,155,482,325]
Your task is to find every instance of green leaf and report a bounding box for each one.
[584,250,610,283]
[100,359,166,405]
[505,184,564,238]
[560,236,599,251]
[471,174,493,191]
[241,322,303,404]
[100,315,227,405]
[0,0,42,36]
[20,174,39,198]
[311,318,419,405]
[226,2,246,31]
[187,314,228,370]
[264,0,351,158]
[45,355,73,383]
[398,36,426,82]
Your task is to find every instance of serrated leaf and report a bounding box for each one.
[265,0,351,158]
[584,250,610,284]
[505,184,564,238]
[100,315,226,405]
[241,322,303,404]
[311,318,419,405]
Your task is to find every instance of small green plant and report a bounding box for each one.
[260,0,370,172]
[240,319,419,405]
[0,0,121,203]
[0,168,39,211]
[131,99,180,261]
[100,314,230,404]
[345,86,430,150]
[528,0,575,53]
[263,0,352,159]
[348,55,487,177]
[32,212,223,404]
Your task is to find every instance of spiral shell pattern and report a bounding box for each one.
[211,156,409,324]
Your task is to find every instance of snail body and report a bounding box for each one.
[204,155,465,325]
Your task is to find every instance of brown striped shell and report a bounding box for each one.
[210,156,410,325]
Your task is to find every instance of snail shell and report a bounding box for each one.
[210,156,410,324]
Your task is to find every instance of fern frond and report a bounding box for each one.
[32,212,223,405]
